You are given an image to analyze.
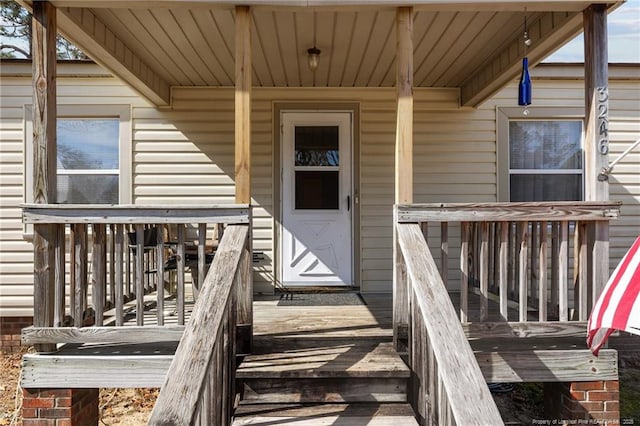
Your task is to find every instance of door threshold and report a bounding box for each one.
[276,286,360,294]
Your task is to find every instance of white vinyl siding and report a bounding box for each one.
[1,62,638,316]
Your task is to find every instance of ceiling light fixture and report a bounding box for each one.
[307,46,321,72]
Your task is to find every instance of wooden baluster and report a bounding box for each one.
[54,224,65,327]
[221,312,230,424]
[508,222,516,299]
[539,221,548,321]
[480,222,489,322]
[551,222,559,319]
[578,222,589,321]
[115,224,124,326]
[530,222,538,307]
[92,224,107,326]
[33,223,56,353]
[157,224,165,326]
[488,223,495,292]
[460,222,469,322]
[135,224,145,326]
[236,228,253,354]
[441,222,448,290]
[71,224,88,327]
[126,225,132,298]
[518,222,528,322]
[592,221,610,316]
[213,332,223,426]
[109,224,116,308]
[177,224,185,325]
[393,225,408,350]
[559,221,569,321]
[499,222,509,321]
[196,223,206,300]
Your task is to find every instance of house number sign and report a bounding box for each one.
[597,87,609,155]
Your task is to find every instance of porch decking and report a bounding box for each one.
[21,292,617,388]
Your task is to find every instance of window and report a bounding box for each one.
[25,105,131,205]
[497,107,584,202]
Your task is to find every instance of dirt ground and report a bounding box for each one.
[1,348,638,425]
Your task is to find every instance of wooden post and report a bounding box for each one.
[235,6,253,353]
[235,6,252,204]
[584,5,610,315]
[395,6,413,205]
[392,6,413,350]
[32,2,57,353]
[584,4,609,202]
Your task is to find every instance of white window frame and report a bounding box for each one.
[497,106,585,202]
[24,104,132,205]
[23,105,132,236]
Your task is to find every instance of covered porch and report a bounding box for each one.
[18,0,624,424]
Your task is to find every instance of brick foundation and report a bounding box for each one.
[0,316,32,352]
[22,388,99,426]
[544,381,620,425]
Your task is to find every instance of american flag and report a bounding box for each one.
[588,235,640,355]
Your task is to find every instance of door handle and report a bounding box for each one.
[347,195,351,212]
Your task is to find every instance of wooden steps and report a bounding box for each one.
[232,403,419,425]
[237,337,410,403]
[235,298,416,424]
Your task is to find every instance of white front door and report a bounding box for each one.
[281,112,353,287]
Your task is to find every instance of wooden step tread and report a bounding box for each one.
[233,403,418,425]
[237,340,409,379]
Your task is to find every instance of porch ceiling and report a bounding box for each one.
[19,1,620,107]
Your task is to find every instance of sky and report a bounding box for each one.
[545,0,640,62]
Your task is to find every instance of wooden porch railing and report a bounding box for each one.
[396,222,502,425]
[396,202,620,325]
[148,223,250,425]
[21,204,251,353]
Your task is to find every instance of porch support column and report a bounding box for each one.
[583,5,610,307]
[32,1,57,354]
[393,6,413,350]
[235,5,253,354]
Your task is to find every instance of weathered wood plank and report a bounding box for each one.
[397,223,502,424]
[156,224,165,326]
[33,224,56,353]
[397,202,621,223]
[115,224,125,326]
[72,224,88,329]
[21,353,172,388]
[22,325,185,345]
[463,321,587,340]
[498,222,508,320]
[475,348,618,383]
[441,222,448,290]
[92,224,107,326]
[459,222,469,322]
[54,224,65,327]
[235,5,252,204]
[22,204,250,224]
[177,224,186,326]
[583,4,609,201]
[518,222,528,322]
[395,6,413,205]
[559,221,569,321]
[393,211,409,349]
[480,222,489,322]
[149,224,249,425]
[539,221,548,321]
[135,224,145,326]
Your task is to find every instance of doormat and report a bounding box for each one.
[277,292,367,306]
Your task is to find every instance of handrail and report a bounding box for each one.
[397,222,503,425]
[148,223,250,425]
[23,204,251,354]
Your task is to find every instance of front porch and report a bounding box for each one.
[20,202,624,424]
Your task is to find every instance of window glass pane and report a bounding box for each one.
[509,121,582,170]
[57,174,118,204]
[510,174,582,202]
[295,126,339,167]
[57,119,119,170]
[295,171,339,209]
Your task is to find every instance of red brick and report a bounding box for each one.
[577,401,605,411]
[605,400,620,411]
[590,411,621,421]
[21,408,38,418]
[572,381,605,391]
[55,397,72,407]
[23,398,55,409]
[41,389,73,398]
[39,408,72,418]
[605,381,619,391]
[56,420,73,426]
[588,390,619,401]
[22,419,55,426]
[570,390,586,400]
